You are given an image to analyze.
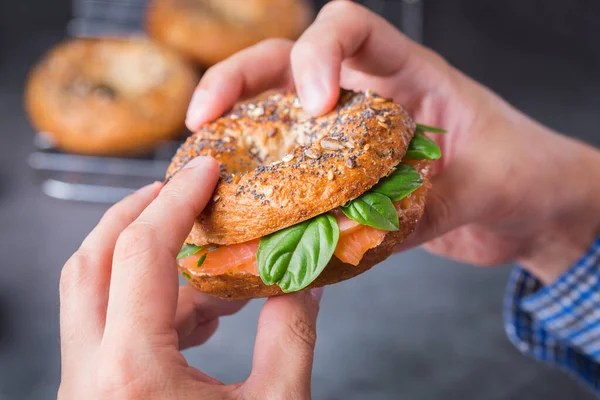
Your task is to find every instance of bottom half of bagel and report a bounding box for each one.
[177,161,430,300]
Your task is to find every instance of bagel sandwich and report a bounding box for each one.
[167,90,444,300]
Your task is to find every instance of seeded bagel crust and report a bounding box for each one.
[180,160,431,300]
[146,0,314,66]
[25,38,198,156]
[166,90,417,246]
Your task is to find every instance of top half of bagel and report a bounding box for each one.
[166,90,417,246]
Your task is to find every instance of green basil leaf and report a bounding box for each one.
[197,254,207,267]
[341,192,399,231]
[177,244,204,259]
[257,214,340,293]
[371,163,423,201]
[416,123,446,134]
[405,133,441,160]
[182,271,192,281]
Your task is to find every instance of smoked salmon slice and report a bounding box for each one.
[178,210,391,276]
[330,209,362,235]
[333,225,387,266]
[331,210,387,265]
[179,240,259,276]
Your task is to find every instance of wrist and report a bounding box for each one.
[517,132,600,285]
[519,226,599,285]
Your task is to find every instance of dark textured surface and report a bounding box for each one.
[0,0,599,399]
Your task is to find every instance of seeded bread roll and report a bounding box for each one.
[146,0,314,66]
[25,38,198,156]
[166,90,417,246]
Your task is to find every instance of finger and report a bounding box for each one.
[105,156,220,338]
[59,183,161,360]
[246,288,323,398]
[291,0,410,115]
[291,0,442,116]
[186,39,295,130]
[174,285,248,350]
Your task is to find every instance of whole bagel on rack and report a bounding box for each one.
[168,90,435,300]
[25,38,198,156]
[146,0,314,66]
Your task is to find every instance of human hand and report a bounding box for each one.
[185,0,600,284]
[58,156,322,399]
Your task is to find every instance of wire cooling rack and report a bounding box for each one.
[29,0,423,204]
[69,0,149,36]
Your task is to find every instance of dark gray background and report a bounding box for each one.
[1,0,599,399]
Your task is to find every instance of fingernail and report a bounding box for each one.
[183,156,211,170]
[299,76,328,116]
[136,181,162,195]
[309,287,324,302]
[186,90,210,130]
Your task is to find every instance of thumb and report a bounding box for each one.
[245,288,323,398]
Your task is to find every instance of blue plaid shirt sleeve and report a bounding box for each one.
[504,237,600,392]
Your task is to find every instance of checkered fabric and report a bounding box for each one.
[505,237,600,394]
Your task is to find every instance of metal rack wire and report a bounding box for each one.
[69,0,149,36]
[30,0,423,204]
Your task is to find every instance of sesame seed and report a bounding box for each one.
[346,158,355,168]
[364,144,371,151]
[345,141,355,149]
[282,154,294,162]
[267,128,278,137]
[249,107,265,117]
[366,89,374,97]
[327,170,334,180]
[377,121,389,129]
[264,187,274,197]
[320,138,344,151]
[213,194,221,202]
[305,148,321,159]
